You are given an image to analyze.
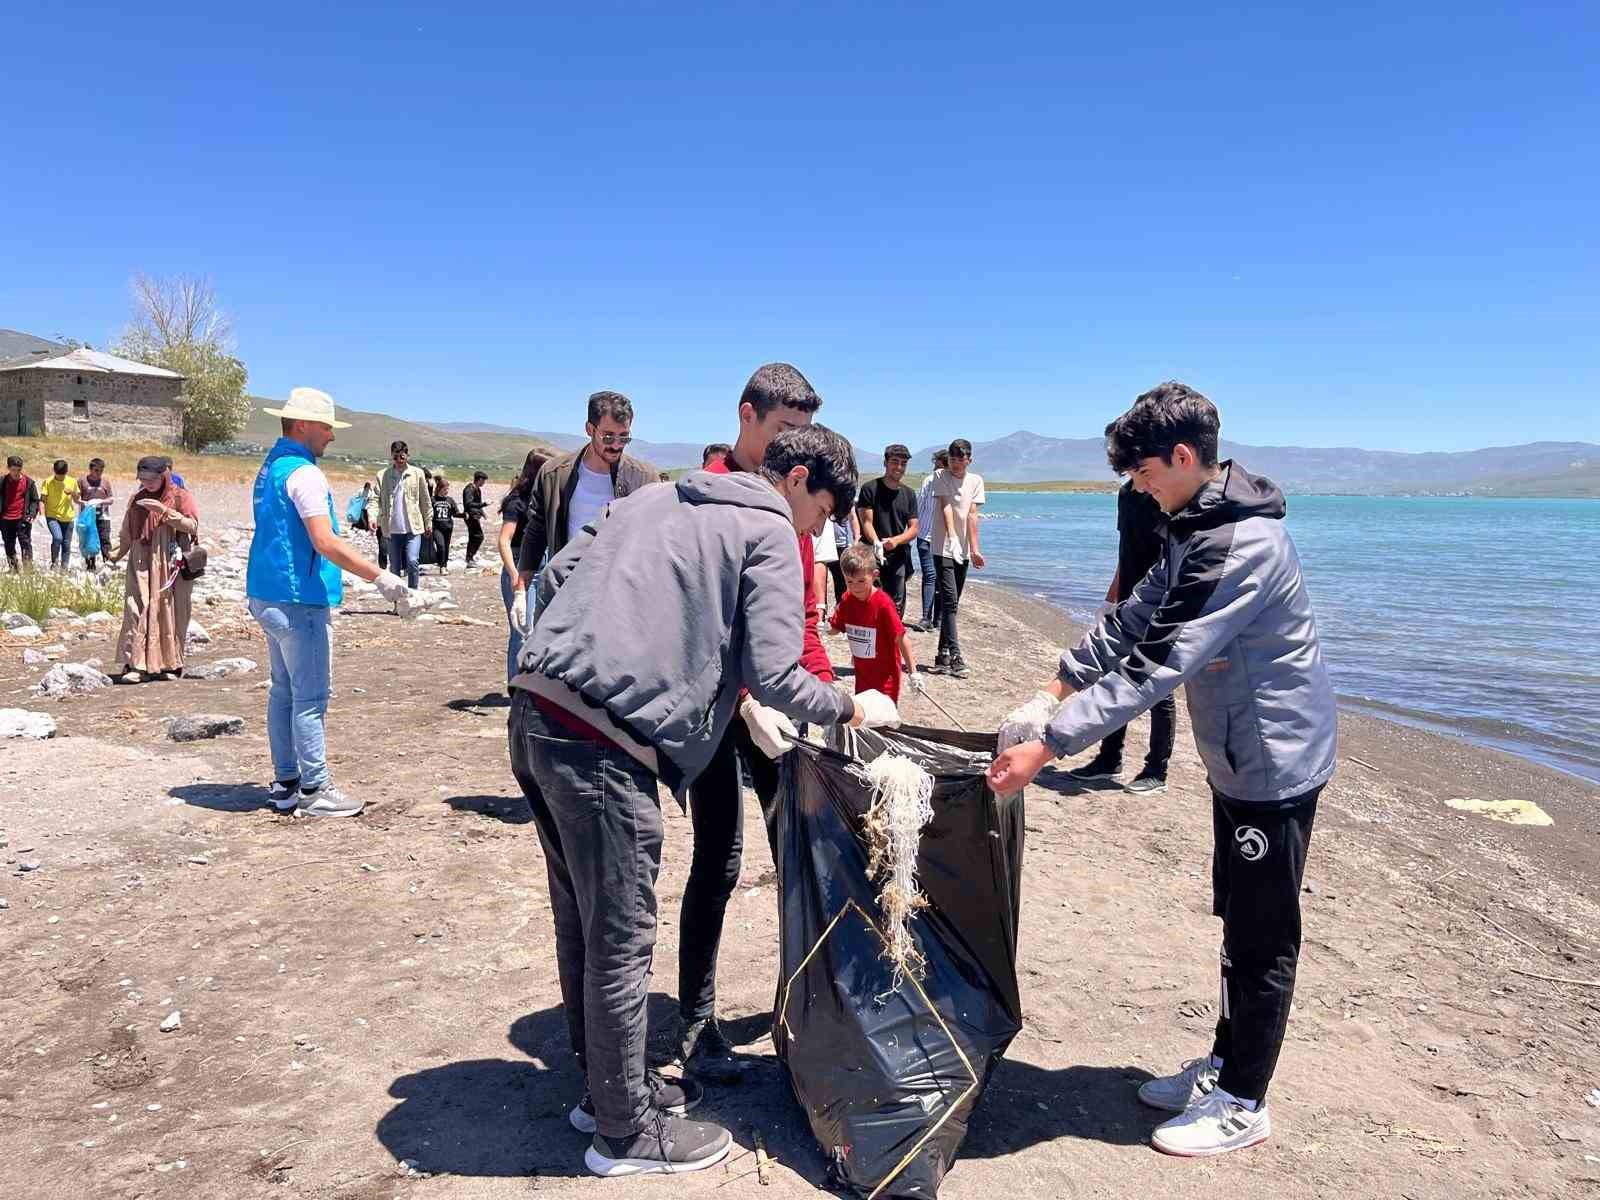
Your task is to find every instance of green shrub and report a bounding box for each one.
[0,570,124,623]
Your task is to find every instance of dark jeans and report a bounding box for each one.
[464,517,484,563]
[879,545,911,616]
[679,719,781,1023]
[916,538,940,627]
[432,520,453,570]
[1210,787,1320,1103]
[934,555,968,664]
[1100,692,1176,774]
[1,519,32,569]
[827,560,848,610]
[509,692,664,1139]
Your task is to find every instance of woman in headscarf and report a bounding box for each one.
[497,448,548,685]
[105,456,201,683]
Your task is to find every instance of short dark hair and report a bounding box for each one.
[701,442,732,467]
[390,440,409,455]
[839,542,877,577]
[1105,381,1220,474]
[89,458,105,470]
[658,471,671,482]
[948,439,972,459]
[473,470,487,481]
[53,459,68,474]
[6,456,22,468]
[740,363,821,419]
[760,424,858,519]
[587,390,634,426]
[883,444,910,461]
[932,449,949,468]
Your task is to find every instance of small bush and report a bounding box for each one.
[0,569,124,623]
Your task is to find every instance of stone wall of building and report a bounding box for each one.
[0,370,184,442]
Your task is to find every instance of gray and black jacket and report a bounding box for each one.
[517,470,853,796]
[517,449,650,574]
[1045,462,1337,804]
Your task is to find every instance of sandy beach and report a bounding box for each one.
[2,490,1598,1200]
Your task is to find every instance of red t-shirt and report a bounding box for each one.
[1,474,30,521]
[706,454,833,682]
[829,587,905,702]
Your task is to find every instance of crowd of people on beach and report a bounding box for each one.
[227,366,1336,1181]
[7,364,1337,1183]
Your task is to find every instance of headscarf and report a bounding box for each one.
[130,457,198,545]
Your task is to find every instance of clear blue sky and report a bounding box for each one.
[4,2,1596,453]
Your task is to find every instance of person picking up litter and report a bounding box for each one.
[830,541,923,704]
[508,424,901,1179]
[988,382,1337,1159]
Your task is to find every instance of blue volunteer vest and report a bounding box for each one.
[246,437,343,607]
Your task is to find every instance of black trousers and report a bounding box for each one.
[1,519,32,569]
[464,517,484,563]
[934,555,969,663]
[827,560,848,609]
[879,546,911,615]
[1100,693,1177,773]
[678,719,781,1023]
[431,520,452,569]
[1210,787,1320,1103]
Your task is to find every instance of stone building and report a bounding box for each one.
[0,346,185,443]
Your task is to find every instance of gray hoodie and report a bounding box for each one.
[1045,462,1337,804]
[518,469,853,795]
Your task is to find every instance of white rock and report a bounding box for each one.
[8,624,44,641]
[0,709,57,739]
[83,611,114,625]
[18,860,41,872]
[22,648,48,666]
[0,611,35,630]
[159,1011,181,1032]
[48,607,76,620]
[186,620,211,645]
[35,662,113,696]
[185,657,257,680]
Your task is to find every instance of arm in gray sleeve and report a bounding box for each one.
[533,521,595,623]
[739,524,854,725]
[1044,533,1266,759]
[1057,551,1168,691]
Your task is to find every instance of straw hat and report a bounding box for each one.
[263,386,352,429]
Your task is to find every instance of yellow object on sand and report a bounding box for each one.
[1445,798,1553,826]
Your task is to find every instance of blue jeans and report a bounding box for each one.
[387,533,421,588]
[916,538,940,626]
[500,567,524,683]
[47,517,73,568]
[249,598,333,792]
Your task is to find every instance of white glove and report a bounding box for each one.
[855,689,901,729]
[907,670,928,695]
[373,571,410,603]
[997,689,1061,754]
[510,589,529,632]
[741,698,799,758]
[873,540,887,565]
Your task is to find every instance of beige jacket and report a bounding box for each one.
[376,464,430,536]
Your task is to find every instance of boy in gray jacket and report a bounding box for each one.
[509,425,899,1178]
[989,382,1337,1159]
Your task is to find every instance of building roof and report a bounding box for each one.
[0,346,184,379]
[0,328,69,367]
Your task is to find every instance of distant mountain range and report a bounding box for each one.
[235,403,1598,497]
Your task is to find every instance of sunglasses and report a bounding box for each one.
[596,433,632,446]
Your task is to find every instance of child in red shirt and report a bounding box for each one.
[829,543,920,703]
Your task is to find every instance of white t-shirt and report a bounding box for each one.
[284,463,333,521]
[566,460,614,543]
[931,470,985,562]
[812,521,839,563]
[386,472,412,535]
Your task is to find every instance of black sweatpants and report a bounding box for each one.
[879,546,911,616]
[1100,692,1177,774]
[1,519,32,569]
[934,555,969,664]
[431,520,452,570]
[678,719,781,1023]
[1210,787,1320,1103]
[464,517,484,563]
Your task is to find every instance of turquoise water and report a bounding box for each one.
[975,492,1600,784]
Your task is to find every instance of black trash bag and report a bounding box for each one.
[770,724,1025,1199]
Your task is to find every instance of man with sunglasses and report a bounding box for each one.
[516,390,649,580]
[377,440,431,589]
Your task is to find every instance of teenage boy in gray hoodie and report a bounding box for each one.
[509,424,900,1179]
[989,382,1337,1160]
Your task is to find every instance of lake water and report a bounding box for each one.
[973,492,1600,784]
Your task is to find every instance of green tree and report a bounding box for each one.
[114,273,251,451]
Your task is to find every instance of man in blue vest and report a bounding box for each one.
[248,388,411,817]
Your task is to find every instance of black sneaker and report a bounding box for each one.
[1125,770,1169,796]
[927,657,950,676]
[1066,752,1122,782]
[678,1016,744,1085]
[570,1071,702,1134]
[948,659,970,680]
[585,1112,732,1177]
[268,779,301,813]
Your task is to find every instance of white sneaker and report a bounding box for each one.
[1137,1056,1220,1112]
[295,784,364,818]
[1151,1090,1271,1157]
